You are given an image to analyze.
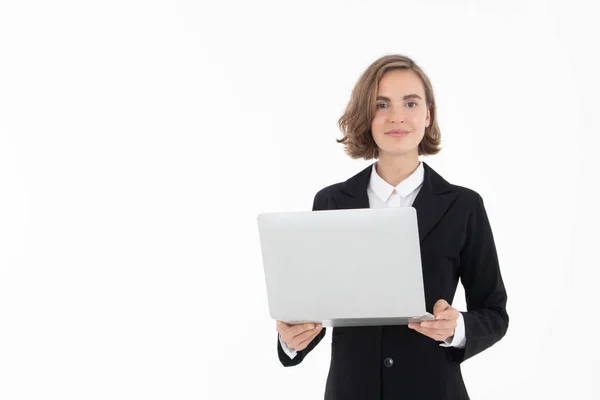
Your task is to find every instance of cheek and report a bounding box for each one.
[371,114,385,131]
[406,113,425,124]
[407,115,428,134]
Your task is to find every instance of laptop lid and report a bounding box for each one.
[257,207,433,327]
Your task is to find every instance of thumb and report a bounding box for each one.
[433,299,450,318]
[276,320,291,330]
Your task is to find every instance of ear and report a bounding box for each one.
[425,107,431,128]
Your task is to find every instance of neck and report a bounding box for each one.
[375,153,420,187]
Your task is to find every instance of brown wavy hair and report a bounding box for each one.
[337,54,441,159]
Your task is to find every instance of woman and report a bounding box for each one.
[275,54,509,400]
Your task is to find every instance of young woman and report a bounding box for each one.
[275,54,509,400]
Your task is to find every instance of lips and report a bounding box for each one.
[385,129,410,137]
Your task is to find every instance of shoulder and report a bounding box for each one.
[449,184,482,202]
[445,182,490,223]
[426,163,484,206]
[312,163,374,209]
[312,182,344,210]
[314,182,344,199]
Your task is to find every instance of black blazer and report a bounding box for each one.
[277,162,509,400]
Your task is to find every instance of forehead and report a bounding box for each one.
[377,69,425,96]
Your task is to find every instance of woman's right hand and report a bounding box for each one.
[276,321,323,351]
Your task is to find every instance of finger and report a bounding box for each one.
[278,322,316,337]
[276,321,292,335]
[435,307,460,321]
[409,322,449,335]
[297,328,322,350]
[410,324,453,341]
[409,324,451,342]
[294,326,323,350]
[276,321,291,331]
[433,299,450,316]
[288,325,322,349]
[289,323,319,337]
[408,324,440,341]
[419,327,454,339]
[419,320,457,330]
[286,324,320,344]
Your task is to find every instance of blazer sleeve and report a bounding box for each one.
[449,192,509,363]
[277,191,328,367]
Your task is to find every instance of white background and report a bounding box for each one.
[1,0,599,399]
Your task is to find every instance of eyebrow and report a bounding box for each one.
[376,94,423,101]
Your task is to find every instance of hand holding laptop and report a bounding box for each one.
[408,299,459,342]
[276,320,323,351]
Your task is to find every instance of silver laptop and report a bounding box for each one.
[257,207,434,327]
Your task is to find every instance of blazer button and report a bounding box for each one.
[383,357,394,368]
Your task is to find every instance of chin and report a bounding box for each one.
[379,150,417,158]
[380,145,419,157]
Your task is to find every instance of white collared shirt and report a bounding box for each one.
[367,160,425,208]
[281,161,466,359]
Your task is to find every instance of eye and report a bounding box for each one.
[376,103,388,109]
[406,101,418,108]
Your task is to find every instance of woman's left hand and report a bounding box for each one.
[408,299,459,342]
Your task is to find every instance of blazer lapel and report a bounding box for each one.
[412,162,458,243]
[333,163,373,210]
[332,161,457,244]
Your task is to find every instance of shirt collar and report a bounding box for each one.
[368,161,425,202]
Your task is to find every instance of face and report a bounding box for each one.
[371,69,431,159]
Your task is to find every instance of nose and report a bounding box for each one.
[388,107,405,123]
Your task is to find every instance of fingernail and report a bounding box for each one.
[421,322,428,327]
[307,324,314,330]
